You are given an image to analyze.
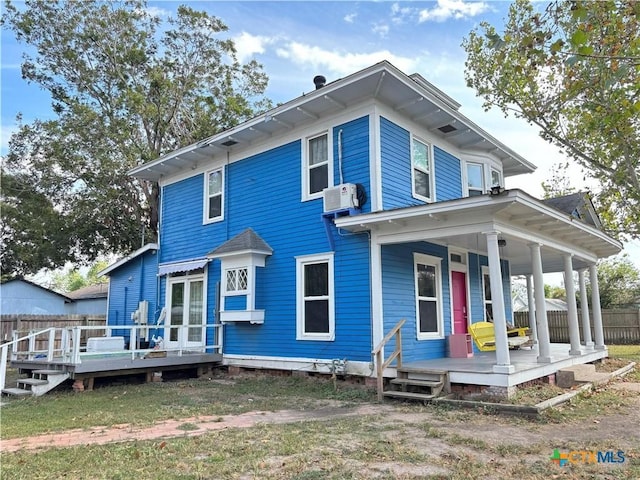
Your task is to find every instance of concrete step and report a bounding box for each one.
[390,378,443,389]
[383,390,436,401]
[33,369,66,376]
[2,387,32,396]
[557,364,610,388]
[18,378,49,387]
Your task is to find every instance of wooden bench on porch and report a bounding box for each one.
[469,321,532,352]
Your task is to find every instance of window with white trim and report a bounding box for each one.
[411,137,433,201]
[225,267,248,295]
[297,253,334,340]
[305,132,330,199]
[482,266,493,321]
[204,168,224,223]
[414,253,443,339]
[467,162,484,196]
[490,168,502,188]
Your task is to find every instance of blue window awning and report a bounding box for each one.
[158,258,209,276]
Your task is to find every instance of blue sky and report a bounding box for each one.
[1,0,638,270]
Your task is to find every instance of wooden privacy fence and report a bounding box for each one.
[514,309,640,345]
[1,315,107,351]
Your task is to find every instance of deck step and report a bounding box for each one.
[390,378,443,388]
[383,390,436,401]
[2,387,32,397]
[18,378,49,386]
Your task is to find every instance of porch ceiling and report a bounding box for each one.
[334,189,622,275]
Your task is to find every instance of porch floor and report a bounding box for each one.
[401,343,607,388]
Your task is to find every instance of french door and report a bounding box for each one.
[166,275,205,350]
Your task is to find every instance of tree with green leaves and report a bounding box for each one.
[52,260,109,293]
[593,254,640,308]
[1,0,271,277]
[463,0,640,238]
[541,162,577,200]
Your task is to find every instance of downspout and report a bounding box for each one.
[338,129,344,184]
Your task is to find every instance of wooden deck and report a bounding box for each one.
[400,344,608,388]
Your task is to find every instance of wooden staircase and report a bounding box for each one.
[2,368,70,397]
[383,368,448,402]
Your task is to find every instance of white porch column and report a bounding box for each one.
[589,264,606,350]
[525,274,538,344]
[578,268,594,349]
[530,243,552,363]
[485,231,514,374]
[563,255,582,355]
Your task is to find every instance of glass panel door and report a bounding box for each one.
[166,276,205,349]
[188,280,204,344]
[169,282,184,343]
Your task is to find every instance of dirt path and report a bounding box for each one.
[0,404,395,453]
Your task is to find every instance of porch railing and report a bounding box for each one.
[1,323,224,392]
[372,319,406,402]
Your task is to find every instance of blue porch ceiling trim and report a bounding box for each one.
[158,258,208,276]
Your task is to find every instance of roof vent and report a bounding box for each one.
[221,138,238,147]
[438,124,457,134]
[313,75,326,90]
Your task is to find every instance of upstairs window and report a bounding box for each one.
[305,133,330,199]
[204,168,224,223]
[412,137,432,201]
[491,168,502,188]
[467,163,484,196]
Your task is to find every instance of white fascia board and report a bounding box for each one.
[99,243,159,277]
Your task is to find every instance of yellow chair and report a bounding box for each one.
[469,321,531,352]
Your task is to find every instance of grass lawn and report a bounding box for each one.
[1,348,638,479]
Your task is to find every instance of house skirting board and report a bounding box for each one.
[222,354,375,377]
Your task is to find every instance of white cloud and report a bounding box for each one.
[372,23,390,38]
[391,2,414,24]
[344,13,357,23]
[418,0,489,23]
[276,42,419,77]
[143,6,170,18]
[1,124,19,153]
[232,32,277,63]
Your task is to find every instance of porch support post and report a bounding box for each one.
[525,274,538,344]
[589,264,606,350]
[485,231,514,374]
[529,243,552,363]
[578,268,594,349]
[563,255,582,355]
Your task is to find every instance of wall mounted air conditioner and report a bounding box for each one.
[323,183,359,213]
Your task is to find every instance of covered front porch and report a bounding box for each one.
[336,189,622,395]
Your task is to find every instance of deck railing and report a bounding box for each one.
[1,323,224,392]
[372,319,406,402]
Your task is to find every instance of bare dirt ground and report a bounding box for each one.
[3,383,639,457]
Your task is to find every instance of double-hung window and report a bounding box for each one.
[411,137,432,201]
[305,133,330,199]
[491,168,502,189]
[414,253,443,339]
[482,266,493,321]
[467,163,484,196]
[297,253,334,340]
[204,167,224,223]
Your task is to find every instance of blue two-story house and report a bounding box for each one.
[126,61,621,397]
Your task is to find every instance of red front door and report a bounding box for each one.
[452,271,468,334]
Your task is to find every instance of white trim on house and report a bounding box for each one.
[410,135,435,203]
[371,104,382,212]
[99,243,158,277]
[370,233,384,354]
[448,249,471,335]
[295,252,335,341]
[301,130,334,202]
[414,252,444,340]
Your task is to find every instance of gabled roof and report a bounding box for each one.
[208,228,273,258]
[130,61,536,183]
[65,283,109,300]
[0,278,73,302]
[542,192,602,229]
[99,243,158,277]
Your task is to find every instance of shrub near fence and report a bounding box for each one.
[514,309,640,345]
[0,315,107,351]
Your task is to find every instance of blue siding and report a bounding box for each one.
[159,116,373,362]
[106,249,159,342]
[380,117,423,210]
[225,295,246,311]
[381,242,450,362]
[468,253,513,324]
[434,146,462,201]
